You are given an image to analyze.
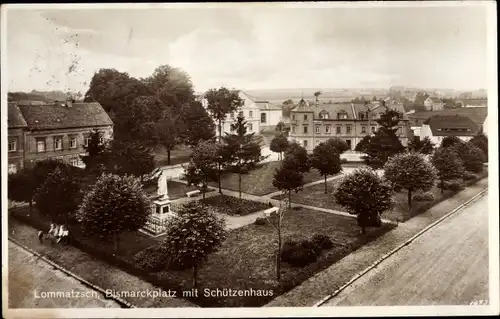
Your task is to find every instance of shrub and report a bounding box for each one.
[462,171,478,181]
[443,180,463,191]
[412,191,435,202]
[133,245,169,273]
[311,234,334,250]
[254,217,266,225]
[281,239,322,267]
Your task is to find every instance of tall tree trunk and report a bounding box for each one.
[288,190,292,209]
[440,179,444,194]
[407,188,412,210]
[193,265,198,288]
[167,149,171,165]
[277,221,281,281]
[324,175,328,194]
[218,120,222,194]
[238,159,242,198]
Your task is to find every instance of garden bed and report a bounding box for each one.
[9,206,394,307]
[196,194,269,216]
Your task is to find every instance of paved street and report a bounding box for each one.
[8,241,121,308]
[322,192,489,306]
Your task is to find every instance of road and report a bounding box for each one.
[8,241,121,308]
[322,192,489,306]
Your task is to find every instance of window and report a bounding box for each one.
[54,136,63,150]
[325,125,331,134]
[8,163,17,174]
[371,126,376,133]
[315,125,321,134]
[292,114,296,120]
[36,138,46,152]
[346,125,352,134]
[70,137,77,149]
[303,126,308,134]
[248,123,253,131]
[261,113,266,123]
[248,111,252,118]
[303,140,308,148]
[304,114,308,121]
[320,112,329,119]
[336,126,341,134]
[84,137,91,147]
[70,158,79,167]
[361,126,367,134]
[291,125,296,133]
[8,139,17,152]
[337,112,348,120]
[99,137,104,145]
[359,112,365,120]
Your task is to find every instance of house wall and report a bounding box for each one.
[419,124,471,145]
[8,128,26,174]
[24,125,113,168]
[259,109,283,129]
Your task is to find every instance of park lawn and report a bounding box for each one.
[153,207,395,307]
[209,161,325,196]
[272,168,488,222]
[195,194,270,216]
[155,144,192,167]
[143,180,213,201]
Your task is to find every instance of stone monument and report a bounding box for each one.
[142,169,176,236]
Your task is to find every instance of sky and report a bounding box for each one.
[4,3,492,94]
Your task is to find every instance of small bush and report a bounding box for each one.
[462,171,478,181]
[281,239,321,267]
[133,245,169,273]
[311,234,334,250]
[413,191,435,202]
[443,180,463,192]
[254,217,266,225]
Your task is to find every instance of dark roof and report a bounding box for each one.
[460,98,488,106]
[17,102,113,130]
[292,98,314,112]
[424,115,478,136]
[408,107,487,126]
[8,102,28,128]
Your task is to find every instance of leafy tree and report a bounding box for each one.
[469,133,488,161]
[204,87,244,193]
[314,91,322,104]
[222,114,262,198]
[8,168,37,214]
[120,95,164,143]
[162,201,227,287]
[273,158,305,208]
[77,173,151,254]
[184,140,219,199]
[408,136,435,155]
[451,142,485,173]
[32,159,78,190]
[354,135,371,153]
[360,109,405,168]
[34,167,81,226]
[143,65,195,108]
[384,152,437,209]
[440,136,463,149]
[333,168,393,234]
[180,101,216,146]
[108,140,155,182]
[325,137,349,154]
[282,99,294,105]
[148,110,185,165]
[310,142,342,193]
[81,128,109,174]
[431,148,465,193]
[275,121,286,134]
[270,134,289,160]
[283,141,310,173]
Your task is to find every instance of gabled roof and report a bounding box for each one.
[17,102,113,130]
[423,115,478,136]
[408,107,487,126]
[255,101,282,111]
[8,102,28,128]
[292,98,315,112]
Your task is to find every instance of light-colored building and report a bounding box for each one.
[420,114,478,145]
[288,99,410,152]
[423,96,445,111]
[8,100,113,173]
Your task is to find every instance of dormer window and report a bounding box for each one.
[319,111,329,119]
[358,112,365,120]
[337,111,348,120]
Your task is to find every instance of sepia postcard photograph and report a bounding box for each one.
[2,1,499,318]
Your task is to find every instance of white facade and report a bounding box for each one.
[259,108,283,130]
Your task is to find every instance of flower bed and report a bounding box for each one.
[198,195,270,216]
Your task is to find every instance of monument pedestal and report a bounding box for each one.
[142,195,175,236]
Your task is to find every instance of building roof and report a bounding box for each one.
[255,101,283,111]
[408,107,487,126]
[17,101,113,130]
[292,98,315,112]
[429,97,443,103]
[460,98,488,106]
[8,102,28,128]
[423,115,478,136]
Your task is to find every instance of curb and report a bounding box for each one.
[313,186,488,307]
[8,237,135,309]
